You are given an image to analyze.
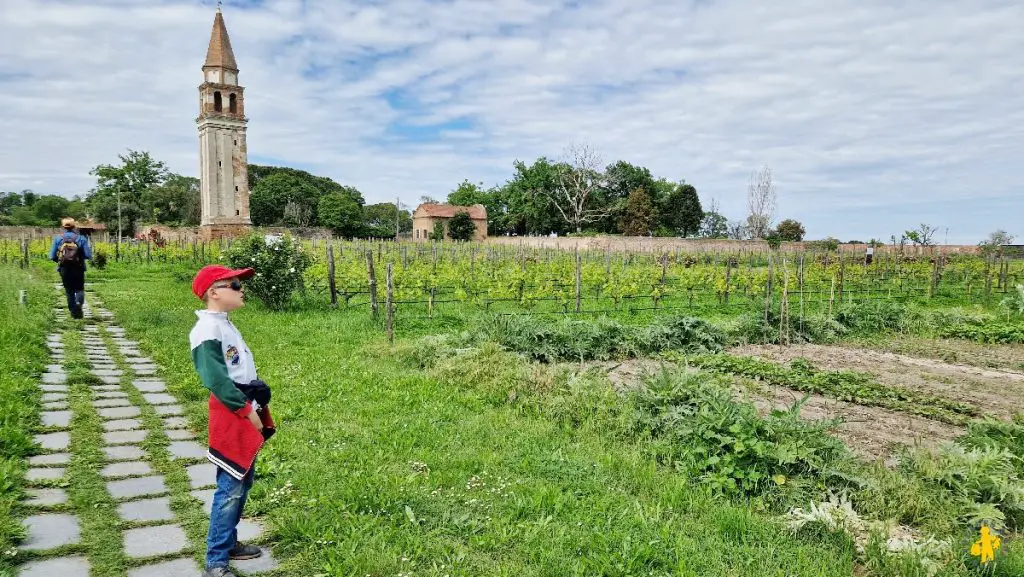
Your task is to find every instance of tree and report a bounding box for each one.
[904,223,938,246]
[500,157,565,236]
[249,172,320,226]
[726,220,747,240]
[774,218,806,242]
[660,181,703,236]
[619,187,657,236]
[745,164,776,239]
[317,192,363,238]
[979,229,1016,258]
[430,221,446,241]
[142,175,200,226]
[31,195,70,226]
[419,195,440,205]
[363,202,411,238]
[698,198,729,238]
[448,180,501,235]
[545,142,608,234]
[600,161,655,233]
[87,150,169,236]
[447,211,476,241]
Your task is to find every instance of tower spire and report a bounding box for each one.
[204,7,237,71]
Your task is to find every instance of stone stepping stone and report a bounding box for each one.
[154,405,183,417]
[21,514,80,550]
[98,406,141,419]
[117,496,174,523]
[95,390,129,399]
[168,441,206,461]
[40,411,72,428]
[45,364,65,373]
[29,453,70,466]
[123,524,188,559]
[34,431,70,451]
[165,429,195,440]
[93,397,132,408]
[134,367,158,376]
[16,555,90,577]
[40,384,68,393]
[42,401,69,411]
[103,445,146,461]
[190,488,215,514]
[97,376,122,385]
[107,475,167,500]
[134,380,168,393]
[92,369,124,377]
[231,547,278,573]
[131,364,159,372]
[41,373,66,384]
[24,487,68,507]
[126,358,155,365]
[127,557,201,577]
[41,392,66,403]
[26,467,65,482]
[94,384,122,392]
[120,348,142,356]
[103,418,143,432]
[143,393,177,405]
[90,363,119,370]
[186,463,217,489]
[103,430,148,445]
[101,460,153,479]
[163,416,187,429]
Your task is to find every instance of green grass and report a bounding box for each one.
[89,267,862,576]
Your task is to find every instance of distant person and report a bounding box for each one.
[48,218,92,319]
[190,264,276,577]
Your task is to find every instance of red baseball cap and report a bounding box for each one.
[192,265,255,298]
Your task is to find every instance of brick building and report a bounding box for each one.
[411,204,487,241]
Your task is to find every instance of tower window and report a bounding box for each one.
[218,161,222,167]
[235,186,238,191]
[214,91,222,112]
[234,139,237,145]
[229,93,237,113]
[236,210,240,216]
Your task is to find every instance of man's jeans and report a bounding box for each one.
[58,266,85,319]
[206,465,255,569]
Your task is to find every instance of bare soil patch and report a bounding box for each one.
[848,337,1024,372]
[589,358,962,462]
[732,343,1024,421]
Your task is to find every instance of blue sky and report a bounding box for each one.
[0,0,1021,243]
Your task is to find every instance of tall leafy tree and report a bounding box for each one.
[447,211,477,241]
[31,195,70,225]
[500,157,565,235]
[363,202,411,238]
[447,179,503,235]
[774,218,806,241]
[87,150,169,236]
[142,175,200,226]
[599,161,655,233]
[317,192,363,238]
[619,187,657,236]
[659,181,703,236]
[249,172,321,226]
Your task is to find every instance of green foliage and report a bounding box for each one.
[939,321,1024,344]
[619,187,657,236]
[699,210,729,238]
[86,149,170,236]
[317,192,363,238]
[250,172,321,227]
[224,232,312,310]
[660,182,703,237]
[92,250,108,270]
[775,219,806,242]
[143,174,201,226]
[687,354,978,424]
[446,211,476,241]
[630,368,851,495]
[999,285,1024,320]
[429,221,446,241]
[362,202,411,238]
[478,314,725,363]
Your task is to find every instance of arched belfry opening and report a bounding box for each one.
[229,93,237,113]
[214,91,222,112]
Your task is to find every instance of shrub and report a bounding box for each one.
[447,211,476,241]
[224,232,312,310]
[92,249,108,270]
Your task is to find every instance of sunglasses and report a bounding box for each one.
[211,280,243,292]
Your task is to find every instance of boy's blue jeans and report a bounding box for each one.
[206,464,255,570]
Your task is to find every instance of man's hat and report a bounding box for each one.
[192,265,255,298]
[61,217,76,229]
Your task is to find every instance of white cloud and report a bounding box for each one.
[0,0,1021,243]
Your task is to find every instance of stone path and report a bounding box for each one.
[17,285,278,576]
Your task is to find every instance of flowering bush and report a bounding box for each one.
[225,232,312,310]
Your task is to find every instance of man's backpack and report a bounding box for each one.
[57,233,81,266]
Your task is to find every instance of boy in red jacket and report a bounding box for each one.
[190,265,275,577]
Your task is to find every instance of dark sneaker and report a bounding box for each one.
[229,542,262,560]
[202,568,236,577]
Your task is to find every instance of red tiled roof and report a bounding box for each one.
[415,204,486,220]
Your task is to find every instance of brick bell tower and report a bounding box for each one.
[197,6,252,241]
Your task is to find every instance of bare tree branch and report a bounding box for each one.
[746,164,777,239]
[543,142,609,233]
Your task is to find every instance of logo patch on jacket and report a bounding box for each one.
[225,345,240,365]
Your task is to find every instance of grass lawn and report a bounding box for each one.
[91,266,860,576]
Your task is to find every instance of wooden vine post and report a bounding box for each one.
[385,263,394,344]
[365,249,378,318]
[327,244,338,308]
[575,247,582,313]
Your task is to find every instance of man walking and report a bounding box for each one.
[48,217,92,319]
